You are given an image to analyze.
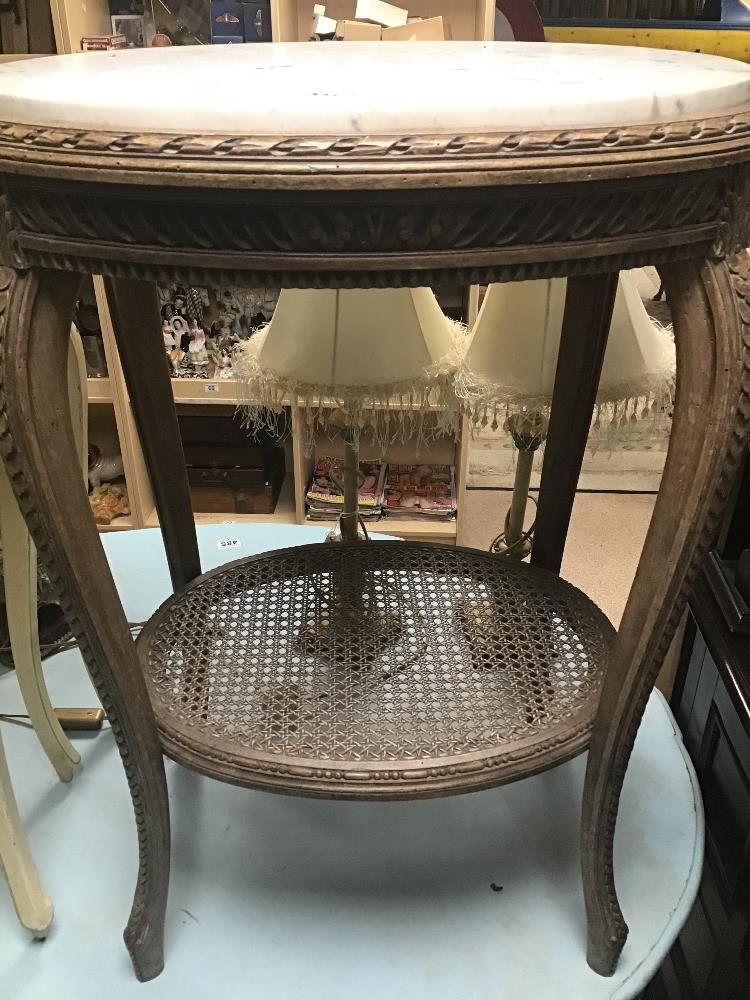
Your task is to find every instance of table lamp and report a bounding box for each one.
[234,286,463,541]
[456,272,675,556]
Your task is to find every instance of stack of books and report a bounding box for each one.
[305,457,387,521]
[382,464,457,521]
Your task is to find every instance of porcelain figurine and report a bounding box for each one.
[162,319,176,355]
[188,321,209,370]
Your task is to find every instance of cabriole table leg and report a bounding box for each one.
[0,266,171,981]
[581,254,750,975]
[105,277,200,593]
[531,272,619,575]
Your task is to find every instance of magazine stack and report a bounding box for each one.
[382,464,457,521]
[305,457,387,521]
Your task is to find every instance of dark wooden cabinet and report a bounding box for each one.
[641,571,750,999]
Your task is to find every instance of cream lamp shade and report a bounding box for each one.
[457,272,675,430]
[234,287,463,448]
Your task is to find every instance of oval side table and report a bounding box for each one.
[0,42,747,982]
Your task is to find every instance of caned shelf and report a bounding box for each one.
[138,541,613,799]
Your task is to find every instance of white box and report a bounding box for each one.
[354,0,408,29]
[311,4,338,36]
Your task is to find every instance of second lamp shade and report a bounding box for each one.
[459,272,675,418]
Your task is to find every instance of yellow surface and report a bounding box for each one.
[545,26,750,63]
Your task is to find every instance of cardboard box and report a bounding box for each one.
[354,0,408,28]
[81,34,128,50]
[382,16,449,40]
[336,19,382,40]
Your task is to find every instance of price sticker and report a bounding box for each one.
[205,383,219,394]
[217,538,241,551]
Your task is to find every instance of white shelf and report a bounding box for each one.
[171,378,245,405]
[169,379,451,412]
[86,377,113,403]
[307,516,457,540]
[96,514,135,532]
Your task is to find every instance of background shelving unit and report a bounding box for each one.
[271,0,495,41]
[49,0,493,541]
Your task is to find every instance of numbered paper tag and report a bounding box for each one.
[217,537,241,552]
[205,383,219,394]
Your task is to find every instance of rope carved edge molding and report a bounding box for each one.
[0,108,750,168]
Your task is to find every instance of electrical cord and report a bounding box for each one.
[489,495,537,557]
[0,622,145,724]
[0,620,146,659]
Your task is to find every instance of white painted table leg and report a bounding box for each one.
[0,724,53,937]
[0,330,87,783]
[67,327,88,489]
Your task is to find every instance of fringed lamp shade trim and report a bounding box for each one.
[454,272,675,438]
[233,288,466,452]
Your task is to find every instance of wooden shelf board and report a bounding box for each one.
[86,377,113,403]
[171,378,246,404]
[168,379,451,412]
[307,516,457,539]
[96,514,135,532]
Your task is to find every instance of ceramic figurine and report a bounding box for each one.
[216,347,234,378]
[169,345,186,374]
[188,321,209,370]
[162,319,176,355]
[169,315,190,353]
[88,444,125,489]
[185,286,206,324]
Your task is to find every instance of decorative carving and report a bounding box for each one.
[0,109,749,176]
[582,252,750,976]
[6,242,709,292]
[0,168,729,288]
[0,266,169,982]
[714,162,750,257]
[7,174,726,257]
[157,713,597,799]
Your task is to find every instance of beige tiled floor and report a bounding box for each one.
[461,489,656,626]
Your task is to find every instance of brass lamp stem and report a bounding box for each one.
[490,410,548,560]
[340,428,360,542]
[505,447,535,551]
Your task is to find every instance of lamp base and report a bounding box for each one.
[294,597,416,681]
[490,412,547,560]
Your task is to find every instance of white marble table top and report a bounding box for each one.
[0,41,748,136]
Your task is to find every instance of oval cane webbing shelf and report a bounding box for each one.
[137,542,614,798]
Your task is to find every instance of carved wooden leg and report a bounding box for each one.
[582,255,750,976]
[0,267,171,981]
[531,273,619,574]
[104,277,200,592]
[0,724,53,937]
